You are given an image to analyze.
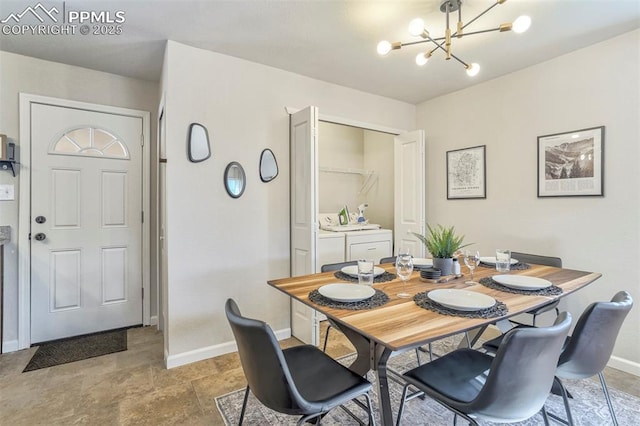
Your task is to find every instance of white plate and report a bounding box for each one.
[479,256,519,265]
[318,283,376,302]
[412,258,433,268]
[341,265,386,277]
[492,275,552,290]
[428,289,496,311]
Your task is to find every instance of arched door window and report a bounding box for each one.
[50,127,130,159]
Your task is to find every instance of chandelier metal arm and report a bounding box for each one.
[462,0,504,32]
[376,0,527,76]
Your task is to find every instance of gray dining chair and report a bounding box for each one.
[549,290,633,426]
[320,261,358,352]
[225,299,376,425]
[397,312,572,426]
[379,256,397,264]
[510,252,563,326]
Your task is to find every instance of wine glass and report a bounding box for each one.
[464,250,480,284]
[396,252,414,298]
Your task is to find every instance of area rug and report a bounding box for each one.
[215,337,640,425]
[23,328,127,372]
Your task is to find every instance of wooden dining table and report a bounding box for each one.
[268,262,602,425]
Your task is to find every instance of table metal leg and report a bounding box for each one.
[373,343,394,426]
[335,324,397,426]
[338,324,373,376]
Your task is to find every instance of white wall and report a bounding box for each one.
[417,30,640,374]
[0,51,158,351]
[318,123,395,230]
[318,122,364,213]
[162,41,415,366]
[363,130,395,231]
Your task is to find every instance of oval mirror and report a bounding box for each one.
[259,149,278,182]
[224,161,246,198]
[188,123,211,163]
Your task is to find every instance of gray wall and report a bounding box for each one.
[417,30,640,374]
[0,51,159,350]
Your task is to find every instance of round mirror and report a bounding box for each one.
[259,148,278,182]
[224,161,246,198]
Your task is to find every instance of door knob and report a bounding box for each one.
[34,232,46,241]
[35,215,47,224]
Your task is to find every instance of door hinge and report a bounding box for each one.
[141,211,144,223]
[142,287,144,299]
[140,134,144,147]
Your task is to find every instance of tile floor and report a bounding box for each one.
[1,323,638,425]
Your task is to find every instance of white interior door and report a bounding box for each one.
[30,102,143,343]
[290,106,319,345]
[394,130,426,257]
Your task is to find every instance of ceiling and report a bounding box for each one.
[1,0,638,104]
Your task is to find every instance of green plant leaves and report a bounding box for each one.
[411,224,472,258]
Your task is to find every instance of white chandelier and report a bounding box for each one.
[377,0,531,77]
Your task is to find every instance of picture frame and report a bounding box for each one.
[537,126,604,197]
[446,145,486,199]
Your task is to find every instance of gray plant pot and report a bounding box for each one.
[433,257,454,276]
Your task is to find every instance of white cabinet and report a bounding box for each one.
[345,229,393,263]
[318,231,345,268]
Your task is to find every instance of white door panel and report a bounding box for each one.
[30,102,143,343]
[394,131,426,257]
[289,106,319,345]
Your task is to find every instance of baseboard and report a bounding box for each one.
[1,339,19,353]
[608,355,640,377]
[149,315,158,326]
[165,327,291,369]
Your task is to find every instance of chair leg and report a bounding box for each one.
[554,377,575,426]
[322,324,332,352]
[415,348,421,366]
[532,312,538,327]
[395,384,410,426]
[541,407,550,426]
[599,372,619,426]
[238,386,250,426]
[428,343,433,361]
[362,392,376,426]
[296,413,322,426]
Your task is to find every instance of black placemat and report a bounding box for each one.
[414,291,508,319]
[479,277,563,296]
[334,271,396,283]
[478,262,531,270]
[308,288,390,310]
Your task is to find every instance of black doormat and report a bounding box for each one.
[23,328,128,372]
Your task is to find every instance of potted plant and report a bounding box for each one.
[412,224,472,276]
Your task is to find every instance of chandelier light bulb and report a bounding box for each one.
[466,63,480,77]
[512,15,531,33]
[408,18,425,37]
[377,40,392,55]
[415,52,430,66]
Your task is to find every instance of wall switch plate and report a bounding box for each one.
[0,184,15,200]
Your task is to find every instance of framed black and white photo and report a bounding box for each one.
[537,126,604,197]
[446,145,486,199]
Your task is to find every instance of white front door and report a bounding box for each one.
[289,106,319,345]
[30,102,143,343]
[394,131,426,257]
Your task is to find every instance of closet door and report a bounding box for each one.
[394,130,426,257]
[290,106,319,345]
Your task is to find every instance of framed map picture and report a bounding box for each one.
[537,126,604,197]
[447,145,486,199]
